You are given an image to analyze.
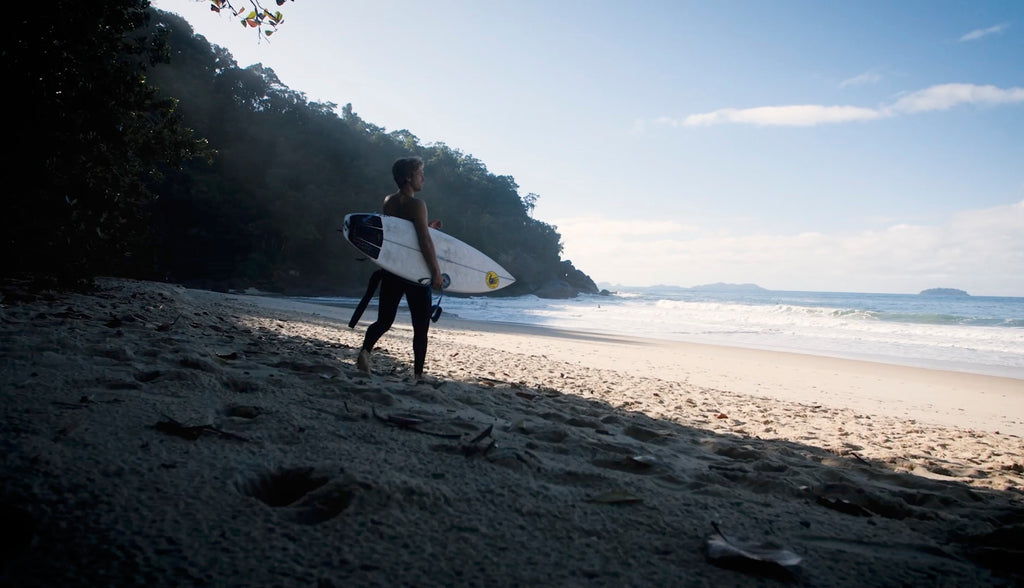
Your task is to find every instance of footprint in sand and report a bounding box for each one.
[235,467,363,525]
[220,376,263,393]
[224,404,262,419]
[133,370,162,383]
[527,427,570,444]
[592,454,667,475]
[622,424,670,444]
[271,360,342,379]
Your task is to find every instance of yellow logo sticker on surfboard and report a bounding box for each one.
[486,271,500,289]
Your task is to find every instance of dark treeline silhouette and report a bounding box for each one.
[1,2,597,298]
[1,2,207,288]
[145,10,597,297]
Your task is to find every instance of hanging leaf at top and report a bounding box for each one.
[208,0,295,41]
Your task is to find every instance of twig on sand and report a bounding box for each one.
[156,313,183,332]
[849,451,871,466]
[371,407,463,439]
[462,424,496,457]
[154,416,248,442]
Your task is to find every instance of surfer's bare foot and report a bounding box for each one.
[356,349,373,373]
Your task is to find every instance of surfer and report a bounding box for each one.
[357,156,444,379]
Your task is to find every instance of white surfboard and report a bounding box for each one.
[342,213,515,294]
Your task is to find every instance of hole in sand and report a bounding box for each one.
[237,467,329,507]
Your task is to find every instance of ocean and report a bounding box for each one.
[302,286,1024,380]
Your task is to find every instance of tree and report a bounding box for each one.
[1,0,210,285]
[522,193,539,217]
[137,9,596,296]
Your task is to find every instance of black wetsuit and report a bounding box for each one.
[360,271,432,375]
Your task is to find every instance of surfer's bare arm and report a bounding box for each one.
[412,200,444,290]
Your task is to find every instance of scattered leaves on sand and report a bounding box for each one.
[705,521,801,575]
[815,496,875,517]
[154,417,248,442]
[372,407,427,428]
[462,424,496,457]
[156,314,182,332]
[371,407,463,439]
[593,454,666,474]
[585,489,642,504]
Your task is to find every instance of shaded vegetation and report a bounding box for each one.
[1,1,208,288]
[145,10,594,297]
[2,3,596,298]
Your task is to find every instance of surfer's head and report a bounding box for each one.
[393,157,424,190]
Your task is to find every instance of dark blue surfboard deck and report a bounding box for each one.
[344,214,383,260]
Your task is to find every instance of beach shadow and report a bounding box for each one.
[1,280,1021,587]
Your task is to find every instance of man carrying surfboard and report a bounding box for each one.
[356,156,444,379]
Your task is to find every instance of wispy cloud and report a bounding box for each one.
[657,83,1024,128]
[839,70,883,88]
[682,105,885,127]
[959,23,1010,42]
[554,200,1024,295]
[889,83,1024,113]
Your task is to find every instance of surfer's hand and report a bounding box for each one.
[429,219,442,230]
[431,272,444,290]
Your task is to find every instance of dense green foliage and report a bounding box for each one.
[145,10,593,296]
[1,3,595,297]
[1,1,208,286]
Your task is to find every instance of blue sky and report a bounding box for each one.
[154,1,1024,295]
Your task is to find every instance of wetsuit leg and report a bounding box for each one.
[362,272,402,352]
[405,283,432,375]
[349,269,382,328]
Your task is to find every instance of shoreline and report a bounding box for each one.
[292,294,1024,381]
[441,316,1024,436]
[3,279,1022,586]
[261,294,1024,437]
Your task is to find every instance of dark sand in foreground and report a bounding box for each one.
[2,279,1022,586]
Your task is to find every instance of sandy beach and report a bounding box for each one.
[2,278,1022,586]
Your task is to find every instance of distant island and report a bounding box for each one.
[596,282,769,295]
[919,288,970,297]
[689,282,768,292]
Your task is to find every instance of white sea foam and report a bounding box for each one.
[438,294,1024,379]
[305,289,1024,379]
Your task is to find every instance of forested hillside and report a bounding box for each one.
[1,3,596,298]
[144,10,596,297]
